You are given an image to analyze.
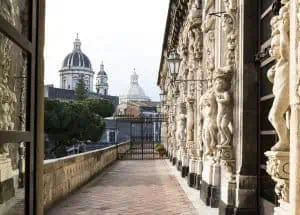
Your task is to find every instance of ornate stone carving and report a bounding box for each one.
[186,99,194,142]
[214,67,233,146]
[0,40,17,156]
[223,0,237,13]
[202,0,215,87]
[265,151,289,202]
[265,3,290,203]
[188,0,203,61]
[267,2,290,151]
[199,89,218,158]
[212,3,237,172]
[176,102,186,145]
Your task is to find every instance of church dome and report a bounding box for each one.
[59,34,94,92]
[97,62,107,76]
[61,34,92,70]
[120,70,150,103]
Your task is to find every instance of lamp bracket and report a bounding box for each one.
[208,11,226,17]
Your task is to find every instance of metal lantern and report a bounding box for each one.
[160,92,166,105]
[167,50,182,81]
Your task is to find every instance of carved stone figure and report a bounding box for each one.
[267,5,290,151]
[176,102,186,144]
[186,99,194,142]
[202,0,215,87]
[199,90,218,157]
[222,14,236,52]
[223,0,237,13]
[214,67,233,146]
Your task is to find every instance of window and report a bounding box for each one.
[0,0,45,214]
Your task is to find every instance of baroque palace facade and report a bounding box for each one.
[157,0,300,214]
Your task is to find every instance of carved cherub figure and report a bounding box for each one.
[199,90,218,157]
[176,102,186,144]
[186,101,194,142]
[267,6,290,151]
[214,66,233,146]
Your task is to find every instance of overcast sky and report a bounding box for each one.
[44,0,169,101]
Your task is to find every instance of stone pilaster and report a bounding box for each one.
[289,0,300,214]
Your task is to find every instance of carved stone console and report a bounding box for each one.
[265,151,289,215]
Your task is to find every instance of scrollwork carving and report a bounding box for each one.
[265,151,289,202]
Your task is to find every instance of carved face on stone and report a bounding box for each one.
[222,15,234,35]
[214,77,231,92]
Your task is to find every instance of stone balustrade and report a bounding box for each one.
[43,141,130,210]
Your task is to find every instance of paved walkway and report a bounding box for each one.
[47,160,199,215]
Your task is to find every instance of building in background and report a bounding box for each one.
[96,62,109,96]
[44,84,118,106]
[119,70,150,104]
[59,34,94,92]
[100,71,161,145]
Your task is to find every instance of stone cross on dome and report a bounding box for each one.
[73,33,82,50]
[100,61,104,71]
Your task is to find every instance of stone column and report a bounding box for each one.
[219,0,259,214]
[187,97,196,184]
[289,0,300,214]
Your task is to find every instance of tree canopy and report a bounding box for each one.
[45,98,114,158]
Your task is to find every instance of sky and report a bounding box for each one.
[44,0,169,101]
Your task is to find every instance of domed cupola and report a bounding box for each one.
[61,34,92,70]
[119,69,150,103]
[96,61,109,95]
[59,34,94,92]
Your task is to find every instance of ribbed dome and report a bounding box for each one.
[62,52,92,69]
[61,35,92,70]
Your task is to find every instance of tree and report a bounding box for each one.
[85,99,115,117]
[44,99,108,158]
[75,76,87,100]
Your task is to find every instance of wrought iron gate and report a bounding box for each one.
[115,114,166,160]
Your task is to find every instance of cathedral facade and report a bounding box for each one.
[157,0,299,214]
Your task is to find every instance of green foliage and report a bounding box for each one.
[44,98,114,157]
[155,144,165,154]
[75,77,87,100]
[84,99,115,118]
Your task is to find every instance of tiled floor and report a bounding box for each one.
[47,160,198,215]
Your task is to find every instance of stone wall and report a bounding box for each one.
[43,141,130,210]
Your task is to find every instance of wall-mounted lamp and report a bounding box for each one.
[167,50,211,85]
[160,92,167,105]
